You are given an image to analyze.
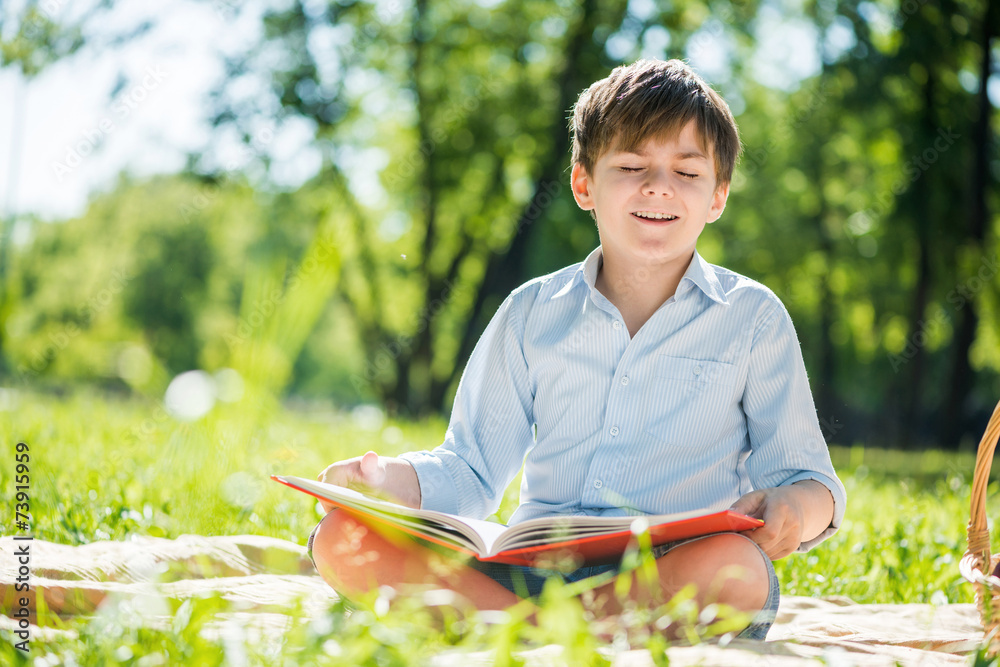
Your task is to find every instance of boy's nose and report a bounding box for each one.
[642,171,674,197]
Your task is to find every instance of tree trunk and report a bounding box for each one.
[899,73,938,449]
[941,0,996,447]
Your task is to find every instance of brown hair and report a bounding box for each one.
[570,59,741,186]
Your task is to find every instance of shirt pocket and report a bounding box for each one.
[643,355,738,448]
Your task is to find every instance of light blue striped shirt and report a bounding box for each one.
[402,247,846,551]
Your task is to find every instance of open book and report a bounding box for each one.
[273,475,763,567]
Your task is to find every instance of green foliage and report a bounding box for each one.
[122,217,215,373]
[3,174,358,401]
[4,0,997,444]
[0,1,88,76]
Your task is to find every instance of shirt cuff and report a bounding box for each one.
[398,450,460,515]
[778,471,846,552]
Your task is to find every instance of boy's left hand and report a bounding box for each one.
[730,480,834,560]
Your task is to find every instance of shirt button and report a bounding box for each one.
[594,479,603,489]
[620,376,629,386]
[612,320,622,330]
[693,365,702,376]
[609,426,620,436]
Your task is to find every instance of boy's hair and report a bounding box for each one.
[570,59,741,186]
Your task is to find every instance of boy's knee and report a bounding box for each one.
[312,509,354,547]
[663,533,770,612]
[310,510,382,586]
[310,511,343,580]
[709,533,770,611]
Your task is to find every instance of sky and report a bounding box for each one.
[0,0,269,225]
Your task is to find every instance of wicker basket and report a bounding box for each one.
[960,397,1000,653]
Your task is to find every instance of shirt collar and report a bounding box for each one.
[569,246,729,306]
[581,245,603,289]
[552,245,602,299]
[680,250,730,306]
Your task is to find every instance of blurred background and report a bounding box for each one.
[0,0,997,450]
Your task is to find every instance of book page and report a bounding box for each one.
[273,476,510,555]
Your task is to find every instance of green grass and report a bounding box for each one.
[3,388,1000,664]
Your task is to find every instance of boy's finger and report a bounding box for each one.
[762,532,797,560]
[730,490,765,517]
[318,460,362,487]
[740,527,769,557]
[359,450,387,487]
[751,514,802,559]
[743,515,782,551]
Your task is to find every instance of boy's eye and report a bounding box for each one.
[677,171,698,179]
[619,167,643,173]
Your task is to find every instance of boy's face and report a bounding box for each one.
[571,119,729,271]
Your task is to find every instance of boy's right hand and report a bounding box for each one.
[317,451,421,512]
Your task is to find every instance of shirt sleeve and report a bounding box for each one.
[399,291,536,519]
[742,295,847,552]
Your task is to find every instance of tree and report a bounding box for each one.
[207,0,786,415]
[941,0,999,447]
[5,174,302,391]
[0,0,151,379]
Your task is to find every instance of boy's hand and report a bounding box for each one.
[317,451,421,512]
[730,480,835,560]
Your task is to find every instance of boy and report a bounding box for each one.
[310,59,846,640]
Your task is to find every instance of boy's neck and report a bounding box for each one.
[595,249,695,337]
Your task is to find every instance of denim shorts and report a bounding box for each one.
[308,518,778,640]
[470,533,779,640]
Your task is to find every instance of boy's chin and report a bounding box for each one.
[600,235,697,267]
[629,244,696,266]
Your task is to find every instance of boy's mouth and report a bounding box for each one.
[632,211,679,221]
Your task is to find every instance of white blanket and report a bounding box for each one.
[0,535,985,665]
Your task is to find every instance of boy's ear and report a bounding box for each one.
[706,181,730,224]
[571,163,596,211]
